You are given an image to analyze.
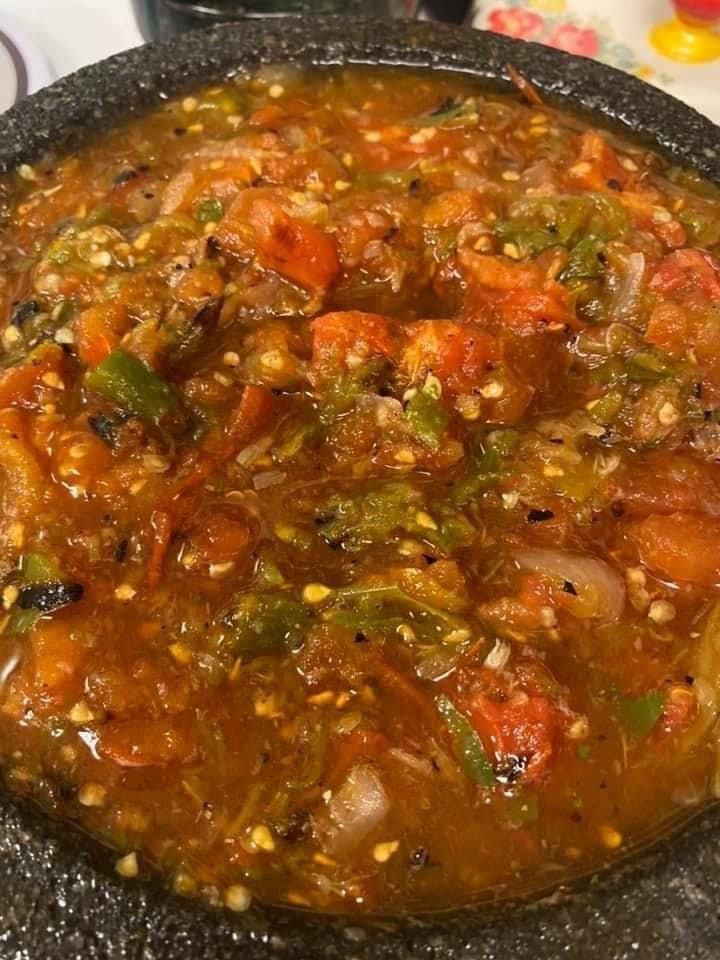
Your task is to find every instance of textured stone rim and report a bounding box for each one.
[1,17,719,960]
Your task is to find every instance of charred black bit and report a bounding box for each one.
[114,539,129,563]
[280,809,311,843]
[694,382,703,399]
[205,235,222,258]
[610,500,626,518]
[495,753,529,784]
[409,847,430,871]
[685,674,695,685]
[606,178,623,191]
[563,580,578,596]
[11,300,40,327]
[430,95,459,116]
[527,508,554,523]
[56,782,77,803]
[354,631,368,643]
[18,581,84,613]
[174,299,222,360]
[112,168,138,185]
[88,413,117,446]
[173,127,187,136]
[422,554,438,565]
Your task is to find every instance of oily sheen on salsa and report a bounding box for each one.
[0,66,719,915]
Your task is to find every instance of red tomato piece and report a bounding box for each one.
[224,383,276,453]
[644,301,691,358]
[75,302,132,367]
[248,104,286,127]
[608,455,720,518]
[566,130,628,191]
[0,343,65,407]
[661,684,697,732]
[0,407,49,518]
[185,511,253,566]
[629,512,720,586]
[1,621,83,719]
[311,311,397,380]
[460,251,577,333]
[650,249,720,303]
[499,285,576,333]
[98,715,197,768]
[402,319,501,396]
[248,199,340,292]
[467,692,561,783]
[146,509,173,589]
[53,429,113,490]
[160,157,255,216]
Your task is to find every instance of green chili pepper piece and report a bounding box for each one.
[5,552,67,634]
[452,430,519,507]
[625,351,675,383]
[586,388,624,425]
[437,694,495,787]
[230,593,310,655]
[618,691,664,738]
[405,388,449,451]
[22,552,64,583]
[560,235,606,282]
[86,350,177,421]
[195,197,225,224]
[412,98,476,127]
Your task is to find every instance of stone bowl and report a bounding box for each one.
[1,16,718,960]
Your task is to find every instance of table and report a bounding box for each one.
[472,0,720,122]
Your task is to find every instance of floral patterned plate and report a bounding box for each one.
[473,0,720,123]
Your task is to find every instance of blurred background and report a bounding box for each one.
[1,0,718,120]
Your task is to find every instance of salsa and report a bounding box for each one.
[0,65,719,915]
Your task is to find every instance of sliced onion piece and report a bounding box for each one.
[610,251,646,324]
[386,748,435,777]
[319,765,389,855]
[252,470,286,491]
[514,547,626,622]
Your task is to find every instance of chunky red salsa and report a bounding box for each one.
[0,65,719,915]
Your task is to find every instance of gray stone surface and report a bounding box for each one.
[0,17,719,959]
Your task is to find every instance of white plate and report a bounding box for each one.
[0,12,55,111]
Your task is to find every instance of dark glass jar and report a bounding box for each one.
[132,0,424,40]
